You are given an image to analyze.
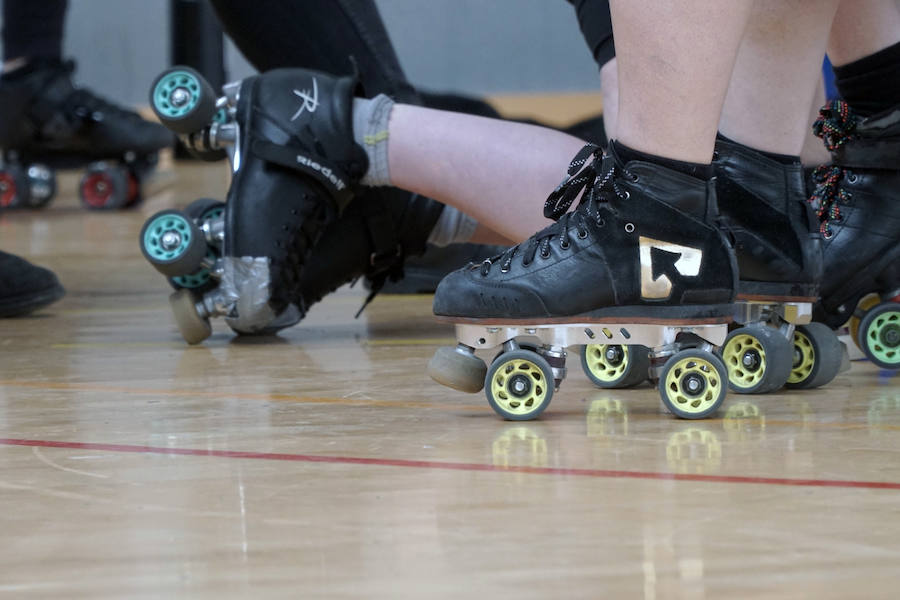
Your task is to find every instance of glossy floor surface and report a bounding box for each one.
[1,162,900,599]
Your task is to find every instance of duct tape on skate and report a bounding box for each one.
[220,256,279,333]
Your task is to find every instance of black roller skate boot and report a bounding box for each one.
[809,100,900,370]
[373,242,508,295]
[297,188,446,313]
[712,137,842,392]
[0,59,172,210]
[427,142,738,421]
[141,66,367,343]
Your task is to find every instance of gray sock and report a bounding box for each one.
[426,206,479,247]
[352,94,394,187]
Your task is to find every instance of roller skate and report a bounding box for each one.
[580,138,842,395]
[139,66,367,343]
[0,59,171,210]
[809,100,900,370]
[427,143,738,420]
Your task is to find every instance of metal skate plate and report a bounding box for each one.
[454,322,728,351]
[734,301,812,325]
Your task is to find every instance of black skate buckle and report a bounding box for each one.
[370,244,402,270]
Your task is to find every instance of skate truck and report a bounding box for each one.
[429,319,731,420]
[139,65,365,343]
[579,301,846,396]
[0,60,170,210]
[139,67,238,343]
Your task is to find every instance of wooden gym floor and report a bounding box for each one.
[1,156,900,598]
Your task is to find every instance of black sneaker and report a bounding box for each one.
[0,250,65,317]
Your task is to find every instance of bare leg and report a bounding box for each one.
[719,0,841,156]
[828,0,900,66]
[610,0,754,163]
[800,78,832,165]
[388,104,586,242]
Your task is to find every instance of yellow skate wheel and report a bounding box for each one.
[849,294,881,351]
[786,323,843,389]
[659,349,727,419]
[580,344,650,389]
[721,325,792,394]
[485,349,554,421]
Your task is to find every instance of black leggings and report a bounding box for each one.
[209,0,604,142]
[2,0,67,61]
[210,0,422,104]
[571,0,615,69]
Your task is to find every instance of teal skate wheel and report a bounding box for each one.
[485,349,554,421]
[858,303,900,370]
[580,344,649,388]
[659,349,727,419]
[150,66,217,135]
[184,198,225,227]
[140,209,208,278]
[722,324,792,394]
[786,323,843,389]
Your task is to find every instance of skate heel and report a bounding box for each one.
[429,321,729,420]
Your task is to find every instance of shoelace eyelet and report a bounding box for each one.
[500,264,510,273]
[540,249,551,259]
[559,240,570,250]
[846,172,858,184]
[577,229,588,240]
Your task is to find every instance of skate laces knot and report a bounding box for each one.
[808,165,851,239]
[812,100,858,151]
[808,101,861,240]
[479,144,630,276]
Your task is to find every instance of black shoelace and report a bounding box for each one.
[808,100,858,239]
[480,144,633,276]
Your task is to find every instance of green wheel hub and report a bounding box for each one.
[489,357,550,418]
[723,333,766,390]
[143,213,194,261]
[152,70,203,118]
[864,308,900,366]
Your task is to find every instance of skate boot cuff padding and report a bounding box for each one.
[250,139,356,212]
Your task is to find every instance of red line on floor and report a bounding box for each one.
[2,437,898,490]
